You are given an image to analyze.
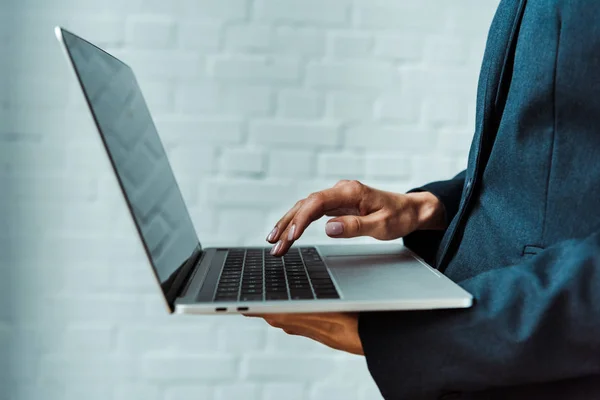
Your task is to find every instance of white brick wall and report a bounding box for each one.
[1,0,499,399]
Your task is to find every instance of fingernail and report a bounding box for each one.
[287,224,296,241]
[267,226,278,242]
[270,240,282,255]
[325,222,344,236]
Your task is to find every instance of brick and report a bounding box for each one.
[0,142,67,174]
[0,176,96,203]
[360,384,385,400]
[154,116,244,147]
[273,27,326,56]
[327,91,375,120]
[177,20,222,50]
[411,155,459,183]
[220,85,273,115]
[310,383,361,400]
[11,382,65,400]
[142,354,237,380]
[365,154,411,180]
[317,152,365,178]
[330,356,372,383]
[375,94,421,123]
[3,47,65,79]
[115,50,204,80]
[166,146,215,179]
[22,260,113,293]
[225,25,272,51]
[255,0,350,25]
[116,325,215,354]
[29,294,144,325]
[110,260,161,293]
[138,80,175,113]
[374,34,423,61]
[126,16,176,49]
[268,150,315,178]
[7,79,69,109]
[355,2,449,32]
[345,124,436,152]
[221,148,266,176]
[215,383,261,400]
[65,15,125,46]
[330,32,373,58]
[277,90,324,119]
[423,95,471,127]
[39,354,136,380]
[215,207,268,243]
[307,61,396,89]
[174,81,221,113]
[114,383,161,400]
[2,13,67,49]
[447,0,499,34]
[176,83,272,115]
[242,355,337,380]
[264,383,308,400]
[165,385,213,400]
[64,385,113,400]
[211,55,300,83]
[436,130,474,156]
[182,0,249,20]
[424,35,470,66]
[249,120,340,148]
[217,326,266,352]
[207,180,292,207]
[400,67,479,99]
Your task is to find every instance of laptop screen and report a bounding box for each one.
[59,29,200,306]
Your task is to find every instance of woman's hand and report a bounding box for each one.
[266,179,446,256]
[247,312,364,355]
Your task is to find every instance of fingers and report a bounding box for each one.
[325,211,391,239]
[266,180,373,256]
[266,200,303,244]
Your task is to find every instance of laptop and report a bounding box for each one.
[55,27,473,315]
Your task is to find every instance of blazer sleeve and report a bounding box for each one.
[359,231,600,399]
[402,170,466,265]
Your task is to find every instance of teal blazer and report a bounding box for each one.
[359,1,600,398]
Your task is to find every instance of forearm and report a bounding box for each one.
[359,232,600,399]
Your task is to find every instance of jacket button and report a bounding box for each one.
[465,178,473,190]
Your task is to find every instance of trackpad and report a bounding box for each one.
[325,254,441,300]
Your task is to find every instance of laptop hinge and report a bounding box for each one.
[165,245,203,308]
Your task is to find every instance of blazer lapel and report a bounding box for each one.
[436,0,527,271]
[474,0,527,153]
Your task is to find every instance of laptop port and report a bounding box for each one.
[215,307,227,312]
[237,307,249,312]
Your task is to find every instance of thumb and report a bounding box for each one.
[325,213,383,239]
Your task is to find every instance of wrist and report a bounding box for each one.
[405,192,447,231]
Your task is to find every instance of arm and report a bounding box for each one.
[359,231,600,399]
[403,170,467,265]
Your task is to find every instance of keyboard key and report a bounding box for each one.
[290,290,314,300]
[215,295,238,302]
[316,292,340,299]
[266,293,289,301]
[241,294,263,302]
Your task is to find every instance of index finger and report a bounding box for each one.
[273,183,365,256]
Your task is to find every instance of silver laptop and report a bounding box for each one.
[55,27,472,315]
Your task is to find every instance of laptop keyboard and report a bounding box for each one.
[213,247,340,302]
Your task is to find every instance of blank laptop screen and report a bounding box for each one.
[60,29,199,297]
